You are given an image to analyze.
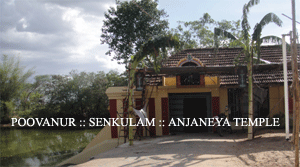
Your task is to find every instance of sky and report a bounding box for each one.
[0,0,299,78]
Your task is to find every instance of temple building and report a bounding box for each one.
[106,45,300,138]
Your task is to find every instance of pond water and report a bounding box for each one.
[0,128,101,167]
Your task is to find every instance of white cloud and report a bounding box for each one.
[18,18,28,29]
[95,55,125,72]
[0,0,125,77]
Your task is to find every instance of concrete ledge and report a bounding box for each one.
[58,138,122,166]
[84,125,111,151]
[58,124,123,166]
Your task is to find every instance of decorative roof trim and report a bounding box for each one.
[177,53,205,67]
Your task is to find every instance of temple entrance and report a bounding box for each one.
[169,93,211,133]
[183,98,207,133]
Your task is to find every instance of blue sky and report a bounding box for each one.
[0,0,299,77]
[160,0,297,37]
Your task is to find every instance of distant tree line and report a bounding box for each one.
[0,55,127,124]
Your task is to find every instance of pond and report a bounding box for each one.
[0,128,101,167]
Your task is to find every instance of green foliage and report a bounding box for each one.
[214,28,240,49]
[106,70,128,87]
[135,33,181,72]
[0,55,34,101]
[30,71,112,119]
[21,70,126,121]
[214,1,282,64]
[214,0,283,139]
[241,0,260,40]
[252,13,282,62]
[0,101,15,123]
[0,60,126,124]
[101,0,168,65]
[252,13,282,41]
[0,54,127,124]
[0,55,34,123]
[171,13,241,49]
[17,109,34,119]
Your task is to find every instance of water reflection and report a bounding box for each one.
[0,128,101,166]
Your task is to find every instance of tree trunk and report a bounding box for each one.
[247,54,254,140]
[291,1,299,166]
[128,62,138,146]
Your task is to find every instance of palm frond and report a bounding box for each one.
[252,23,262,41]
[253,13,282,41]
[252,13,282,64]
[242,0,260,40]
[242,4,250,40]
[133,34,181,72]
[214,28,238,48]
[243,0,260,17]
[214,28,238,40]
[246,0,260,8]
[252,23,262,63]
[258,13,282,29]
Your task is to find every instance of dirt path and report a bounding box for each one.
[76,129,298,167]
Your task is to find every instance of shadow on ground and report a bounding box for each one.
[77,129,297,167]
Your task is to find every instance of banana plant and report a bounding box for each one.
[128,34,180,145]
[214,0,282,140]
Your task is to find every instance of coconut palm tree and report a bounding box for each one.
[214,0,282,140]
[127,34,180,145]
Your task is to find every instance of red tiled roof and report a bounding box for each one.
[163,45,300,67]
[158,45,300,86]
[219,70,300,85]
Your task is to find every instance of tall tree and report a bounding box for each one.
[101,1,179,145]
[127,34,180,145]
[0,55,34,123]
[171,13,241,49]
[101,0,168,66]
[214,0,282,140]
